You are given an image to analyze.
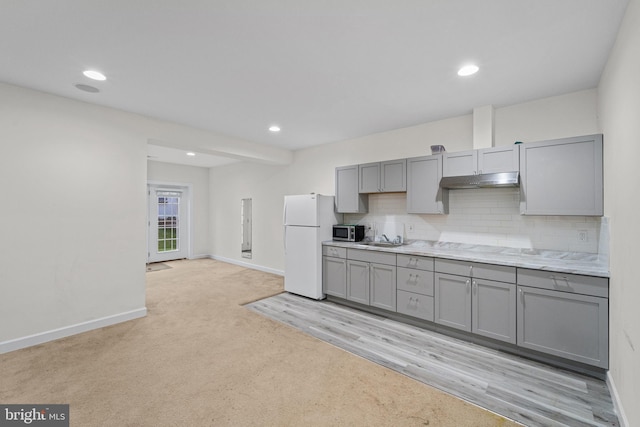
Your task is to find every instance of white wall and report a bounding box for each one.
[0,80,293,351]
[494,89,600,147]
[209,90,602,271]
[598,0,640,425]
[209,162,289,274]
[147,161,210,258]
[0,83,147,347]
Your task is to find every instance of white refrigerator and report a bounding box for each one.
[283,194,342,299]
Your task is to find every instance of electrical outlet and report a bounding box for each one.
[407,224,414,232]
[578,230,588,242]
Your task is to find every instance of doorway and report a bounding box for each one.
[147,184,190,263]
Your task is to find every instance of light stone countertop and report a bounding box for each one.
[323,240,610,278]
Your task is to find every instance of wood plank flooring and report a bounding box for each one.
[246,293,619,427]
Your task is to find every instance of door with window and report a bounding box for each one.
[148,186,189,263]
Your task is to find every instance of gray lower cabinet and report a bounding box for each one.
[519,134,603,216]
[516,269,609,368]
[434,272,472,331]
[346,259,369,305]
[322,258,347,299]
[406,155,445,214]
[435,259,517,344]
[370,263,396,311]
[396,254,435,321]
[397,290,434,321]
[327,244,610,369]
[346,249,396,310]
[323,246,347,298]
[472,279,517,344]
[347,260,396,309]
[335,165,368,213]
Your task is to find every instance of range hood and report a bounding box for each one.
[439,171,520,189]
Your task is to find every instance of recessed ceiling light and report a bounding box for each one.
[186,152,196,156]
[83,70,107,81]
[269,125,281,132]
[457,64,479,77]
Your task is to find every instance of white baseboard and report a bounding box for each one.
[209,255,284,276]
[607,371,629,427]
[0,308,147,354]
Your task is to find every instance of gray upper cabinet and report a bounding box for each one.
[478,145,520,174]
[406,155,446,214]
[443,146,519,177]
[359,159,407,193]
[358,162,380,193]
[443,150,477,177]
[335,165,368,213]
[519,134,603,216]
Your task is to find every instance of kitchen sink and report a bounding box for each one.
[363,241,404,247]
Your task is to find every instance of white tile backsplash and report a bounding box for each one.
[346,188,607,254]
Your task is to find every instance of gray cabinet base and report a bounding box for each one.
[326,295,607,380]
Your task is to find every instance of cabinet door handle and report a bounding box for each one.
[472,280,477,294]
[469,265,473,276]
[519,288,524,305]
[466,279,470,292]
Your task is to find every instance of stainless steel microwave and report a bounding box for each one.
[332,224,365,242]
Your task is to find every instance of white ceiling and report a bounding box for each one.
[0,1,628,167]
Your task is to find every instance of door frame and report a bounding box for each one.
[147,181,193,263]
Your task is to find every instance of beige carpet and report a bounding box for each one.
[0,259,518,426]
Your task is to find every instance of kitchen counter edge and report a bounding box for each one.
[323,240,610,278]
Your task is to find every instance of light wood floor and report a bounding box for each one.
[247,292,619,427]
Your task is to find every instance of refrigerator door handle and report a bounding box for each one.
[283,200,287,225]
[283,200,287,253]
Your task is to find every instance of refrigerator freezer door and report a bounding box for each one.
[284,225,323,299]
[283,194,319,227]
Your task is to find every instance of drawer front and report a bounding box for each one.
[517,269,608,298]
[435,259,515,283]
[397,290,434,321]
[323,245,347,258]
[347,248,396,266]
[397,254,434,271]
[397,267,434,296]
